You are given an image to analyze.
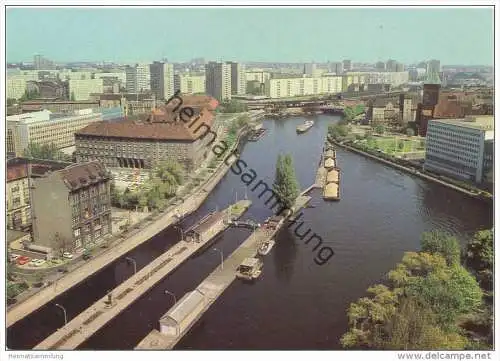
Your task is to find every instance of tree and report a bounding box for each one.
[273,154,300,210]
[397,140,405,151]
[374,124,385,134]
[406,128,415,137]
[220,100,247,113]
[421,230,461,266]
[23,142,71,161]
[464,229,493,290]
[54,232,71,256]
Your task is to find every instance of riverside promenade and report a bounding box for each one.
[34,200,251,350]
[7,122,249,328]
[136,194,312,350]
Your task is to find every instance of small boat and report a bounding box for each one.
[248,128,267,142]
[236,257,263,280]
[258,240,275,256]
[296,120,314,134]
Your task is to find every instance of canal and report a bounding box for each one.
[7,115,493,350]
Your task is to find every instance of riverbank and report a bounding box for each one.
[7,116,252,328]
[329,138,492,204]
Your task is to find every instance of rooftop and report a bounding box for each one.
[431,116,494,131]
[75,109,215,141]
[57,161,110,191]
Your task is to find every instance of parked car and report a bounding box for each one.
[9,254,20,262]
[17,256,30,265]
[28,259,39,266]
[62,252,73,259]
[34,259,46,267]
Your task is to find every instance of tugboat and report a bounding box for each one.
[296,120,314,134]
[258,239,275,256]
[236,257,263,280]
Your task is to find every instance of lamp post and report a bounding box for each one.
[55,303,67,326]
[164,290,177,305]
[213,248,223,271]
[125,257,137,275]
[174,226,184,241]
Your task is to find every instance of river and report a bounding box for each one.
[7,115,493,350]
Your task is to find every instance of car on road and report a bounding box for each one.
[9,254,20,262]
[34,259,46,267]
[17,256,30,265]
[28,259,39,267]
[62,252,73,259]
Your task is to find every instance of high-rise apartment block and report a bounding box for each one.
[125,64,151,93]
[227,62,246,95]
[150,61,175,100]
[205,62,232,101]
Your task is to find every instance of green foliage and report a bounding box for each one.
[421,230,461,266]
[7,98,17,106]
[273,154,300,209]
[343,104,365,121]
[20,89,40,102]
[406,128,415,137]
[7,282,29,299]
[374,124,385,134]
[23,142,72,162]
[220,100,248,113]
[464,229,493,291]
[341,231,484,351]
[397,140,405,150]
[328,123,349,140]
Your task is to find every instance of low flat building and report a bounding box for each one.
[424,116,494,183]
[7,108,104,156]
[31,161,112,252]
[21,100,100,113]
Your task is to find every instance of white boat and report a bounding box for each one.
[258,240,275,256]
[236,257,263,280]
[296,120,314,133]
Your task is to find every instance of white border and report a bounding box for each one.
[1,2,497,361]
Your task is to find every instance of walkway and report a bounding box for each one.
[135,194,312,350]
[34,201,251,350]
[7,141,242,328]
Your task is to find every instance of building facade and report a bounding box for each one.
[264,75,342,98]
[69,79,104,101]
[424,116,494,183]
[150,61,175,100]
[125,64,151,93]
[205,62,232,101]
[75,96,219,172]
[7,72,40,99]
[174,73,206,94]
[6,164,31,231]
[227,62,246,95]
[31,161,112,252]
[7,109,103,156]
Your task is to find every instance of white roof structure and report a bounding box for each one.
[159,290,206,326]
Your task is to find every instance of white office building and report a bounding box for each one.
[69,79,104,101]
[125,64,151,93]
[424,116,494,183]
[227,62,246,95]
[264,75,343,98]
[174,73,206,94]
[7,72,40,99]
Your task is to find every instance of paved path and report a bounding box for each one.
[7,150,239,328]
[34,201,251,350]
[136,195,312,350]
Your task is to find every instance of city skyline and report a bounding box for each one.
[6,7,494,65]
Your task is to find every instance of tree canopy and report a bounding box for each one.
[464,229,493,291]
[341,231,484,350]
[23,142,73,162]
[273,154,300,210]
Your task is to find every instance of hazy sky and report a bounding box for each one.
[6,7,494,65]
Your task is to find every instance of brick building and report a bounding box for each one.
[31,161,112,252]
[75,95,219,172]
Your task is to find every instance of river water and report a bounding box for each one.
[7,115,493,350]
